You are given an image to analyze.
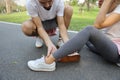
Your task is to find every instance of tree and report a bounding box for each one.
[4,0,11,13]
[0,0,6,13]
[78,0,97,13]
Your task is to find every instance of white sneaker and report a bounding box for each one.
[57,38,64,48]
[116,63,120,67]
[35,37,43,48]
[28,56,56,71]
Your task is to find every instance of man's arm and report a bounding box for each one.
[57,16,69,43]
[94,0,120,29]
[32,17,57,56]
[32,17,53,47]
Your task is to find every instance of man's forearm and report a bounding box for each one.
[37,27,53,47]
[32,17,53,47]
[57,16,69,43]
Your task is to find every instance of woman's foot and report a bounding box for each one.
[27,56,56,71]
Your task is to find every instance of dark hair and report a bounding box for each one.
[98,0,104,8]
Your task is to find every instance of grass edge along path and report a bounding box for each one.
[0,6,99,31]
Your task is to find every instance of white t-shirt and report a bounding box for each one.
[101,5,120,39]
[26,0,64,21]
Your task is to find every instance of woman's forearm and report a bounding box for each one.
[94,0,114,28]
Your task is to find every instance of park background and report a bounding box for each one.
[0,0,99,31]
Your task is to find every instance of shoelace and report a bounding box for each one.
[35,55,45,63]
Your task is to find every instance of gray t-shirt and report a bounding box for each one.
[26,0,64,21]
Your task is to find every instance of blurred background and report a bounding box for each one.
[0,0,99,31]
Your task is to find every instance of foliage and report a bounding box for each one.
[0,0,6,13]
[12,5,26,12]
[0,0,26,13]
[0,6,6,13]
[69,5,98,31]
[70,0,78,6]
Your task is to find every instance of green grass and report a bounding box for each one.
[0,11,30,23]
[70,6,99,31]
[0,6,99,31]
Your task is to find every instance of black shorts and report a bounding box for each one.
[31,18,58,36]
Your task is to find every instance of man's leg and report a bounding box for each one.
[22,20,43,47]
[64,5,73,28]
[58,5,73,38]
[22,20,37,36]
[57,5,80,62]
[57,5,73,48]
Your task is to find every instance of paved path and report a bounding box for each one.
[0,22,120,80]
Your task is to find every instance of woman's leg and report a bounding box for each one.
[86,41,100,54]
[45,26,119,64]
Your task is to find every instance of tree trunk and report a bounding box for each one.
[4,0,11,14]
[86,0,90,11]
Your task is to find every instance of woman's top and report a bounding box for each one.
[101,5,120,55]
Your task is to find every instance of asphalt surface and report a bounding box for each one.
[0,22,120,80]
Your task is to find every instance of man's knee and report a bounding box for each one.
[21,21,34,36]
[64,5,73,28]
[64,5,73,16]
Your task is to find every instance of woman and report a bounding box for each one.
[27,0,120,71]
[87,0,120,55]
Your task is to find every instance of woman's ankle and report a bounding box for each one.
[45,55,55,64]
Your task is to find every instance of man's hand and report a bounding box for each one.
[46,43,57,57]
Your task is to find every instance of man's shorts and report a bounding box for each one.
[32,18,58,36]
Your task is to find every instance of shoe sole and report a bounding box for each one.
[35,43,43,48]
[35,45,43,48]
[28,64,55,71]
[29,67,56,72]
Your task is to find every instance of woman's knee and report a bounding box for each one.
[84,26,97,32]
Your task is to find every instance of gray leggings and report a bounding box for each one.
[53,26,120,63]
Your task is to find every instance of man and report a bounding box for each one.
[22,0,80,61]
